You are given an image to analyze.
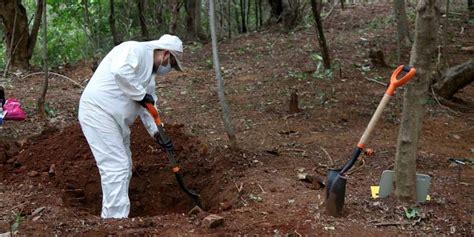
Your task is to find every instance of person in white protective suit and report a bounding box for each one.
[78,34,183,219]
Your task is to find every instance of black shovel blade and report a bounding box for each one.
[325,170,347,217]
[175,173,203,208]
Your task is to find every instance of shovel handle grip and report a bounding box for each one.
[145,102,179,171]
[386,65,416,96]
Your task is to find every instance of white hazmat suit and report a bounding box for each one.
[78,34,183,218]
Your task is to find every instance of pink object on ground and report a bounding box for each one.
[3,98,26,121]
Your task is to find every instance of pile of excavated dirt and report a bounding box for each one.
[1,122,245,217]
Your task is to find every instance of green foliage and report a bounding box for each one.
[186,42,203,53]
[45,102,57,118]
[310,53,332,80]
[367,15,395,30]
[404,207,420,219]
[468,18,474,26]
[206,58,213,69]
[0,44,5,68]
[11,212,22,232]
[287,71,307,81]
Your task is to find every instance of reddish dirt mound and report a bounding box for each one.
[1,122,244,217]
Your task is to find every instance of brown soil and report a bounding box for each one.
[1,2,473,236]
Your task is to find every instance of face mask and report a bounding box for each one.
[157,57,172,75]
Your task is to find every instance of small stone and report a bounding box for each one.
[48,164,56,177]
[27,171,39,177]
[452,134,461,139]
[32,215,41,222]
[202,214,224,228]
[6,158,14,164]
[31,206,45,216]
[297,173,307,180]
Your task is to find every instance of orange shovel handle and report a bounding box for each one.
[145,103,162,125]
[386,65,416,96]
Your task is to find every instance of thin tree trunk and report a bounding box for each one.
[156,0,164,26]
[438,0,450,70]
[233,0,241,32]
[394,0,412,46]
[38,0,48,119]
[3,0,18,76]
[469,0,474,13]
[310,0,331,69]
[27,0,43,60]
[169,0,182,34]
[209,0,237,148]
[240,0,247,32]
[247,0,251,31]
[340,0,345,10]
[227,0,232,38]
[219,0,224,33]
[254,0,259,28]
[138,0,149,39]
[109,0,121,45]
[82,0,96,57]
[258,0,263,27]
[395,0,440,203]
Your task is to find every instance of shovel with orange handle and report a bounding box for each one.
[325,65,416,217]
[145,103,203,209]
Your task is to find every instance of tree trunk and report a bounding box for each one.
[469,0,474,12]
[82,0,96,57]
[282,0,306,31]
[394,0,412,63]
[227,0,232,38]
[0,0,34,70]
[255,0,259,28]
[169,0,182,35]
[155,0,164,26]
[247,0,251,31]
[258,0,263,27]
[394,0,440,203]
[340,0,345,10]
[138,0,149,39]
[310,0,331,69]
[109,0,121,45]
[433,60,474,99]
[240,0,247,33]
[268,0,283,23]
[37,0,48,119]
[27,0,44,61]
[219,0,224,33]
[233,0,241,32]
[209,0,237,148]
[185,0,203,40]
